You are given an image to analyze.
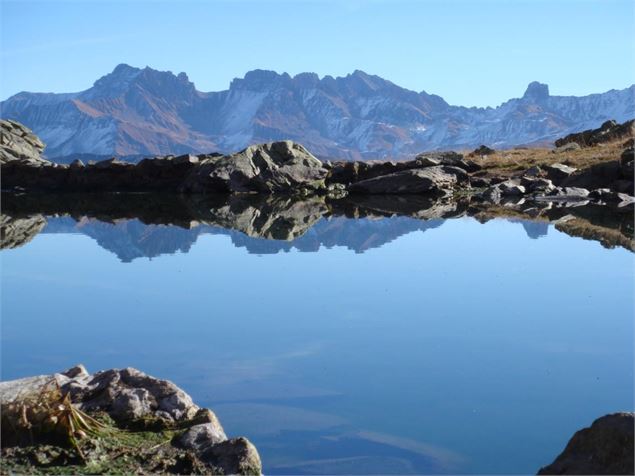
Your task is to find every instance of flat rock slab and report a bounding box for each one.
[348,166,462,194]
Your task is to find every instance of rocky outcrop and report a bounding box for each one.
[0,366,261,475]
[555,119,635,148]
[560,156,634,196]
[181,141,328,193]
[538,413,634,475]
[0,119,47,166]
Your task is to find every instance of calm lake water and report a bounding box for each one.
[1,195,633,474]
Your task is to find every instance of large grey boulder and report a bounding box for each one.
[183,140,328,193]
[538,412,634,475]
[348,165,465,195]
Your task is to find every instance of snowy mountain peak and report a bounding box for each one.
[1,65,633,160]
[231,70,292,91]
[91,63,142,95]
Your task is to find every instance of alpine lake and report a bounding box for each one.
[1,192,633,474]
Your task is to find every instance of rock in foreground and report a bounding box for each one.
[0,366,261,475]
[538,413,634,475]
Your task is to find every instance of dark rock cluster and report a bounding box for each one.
[538,412,634,475]
[2,119,634,209]
[555,119,634,148]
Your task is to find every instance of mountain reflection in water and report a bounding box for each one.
[2,191,633,475]
[1,193,633,260]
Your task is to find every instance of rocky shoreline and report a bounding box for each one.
[2,119,634,208]
[1,367,632,475]
[0,366,261,475]
[2,191,634,253]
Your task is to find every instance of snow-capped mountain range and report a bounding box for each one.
[1,64,633,160]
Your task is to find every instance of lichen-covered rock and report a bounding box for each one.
[538,412,634,475]
[0,366,262,475]
[57,367,199,424]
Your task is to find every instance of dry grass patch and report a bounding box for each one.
[466,139,627,176]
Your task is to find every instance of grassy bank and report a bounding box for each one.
[467,139,628,176]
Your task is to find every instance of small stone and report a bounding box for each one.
[179,423,227,453]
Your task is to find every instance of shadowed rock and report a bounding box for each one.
[555,119,635,148]
[538,412,634,475]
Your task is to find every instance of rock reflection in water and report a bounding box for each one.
[1,192,633,261]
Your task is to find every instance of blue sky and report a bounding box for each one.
[1,0,633,106]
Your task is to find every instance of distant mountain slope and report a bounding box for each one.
[2,64,633,160]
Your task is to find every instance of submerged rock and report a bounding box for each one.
[538,412,634,475]
[0,366,262,475]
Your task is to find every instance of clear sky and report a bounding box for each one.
[1,0,633,106]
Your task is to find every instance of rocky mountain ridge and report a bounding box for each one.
[2,64,633,160]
